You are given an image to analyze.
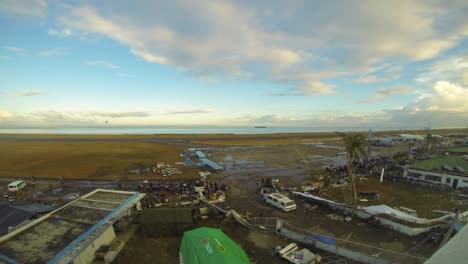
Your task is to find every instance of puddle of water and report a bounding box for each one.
[224,174,251,180]
[238,180,258,191]
[302,142,342,149]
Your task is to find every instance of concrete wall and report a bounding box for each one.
[311,198,440,236]
[404,169,468,189]
[72,226,116,264]
[275,220,391,264]
[354,210,442,236]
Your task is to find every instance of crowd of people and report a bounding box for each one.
[326,157,397,179]
[135,179,229,199]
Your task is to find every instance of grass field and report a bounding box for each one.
[191,137,341,146]
[0,141,189,179]
[447,147,468,153]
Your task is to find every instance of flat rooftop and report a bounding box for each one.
[0,189,145,264]
[411,156,468,176]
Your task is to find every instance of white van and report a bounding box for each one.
[8,181,26,191]
[264,192,296,212]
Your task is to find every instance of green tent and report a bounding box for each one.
[179,227,250,264]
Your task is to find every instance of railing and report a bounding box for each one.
[252,217,277,233]
[277,219,426,264]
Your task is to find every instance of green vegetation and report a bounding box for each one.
[447,147,468,153]
[0,141,188,179]
[191,137,341,146]
[338,132,368,211]
[412,156,468,174]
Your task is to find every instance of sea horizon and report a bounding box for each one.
[0,126,463,135]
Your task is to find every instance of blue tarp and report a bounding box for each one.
[453,221,465,232]
[200,158,223,170]
[311,235,336,246]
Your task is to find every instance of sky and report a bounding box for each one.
[0,0,468,129]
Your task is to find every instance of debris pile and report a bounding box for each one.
[129,162,182,176]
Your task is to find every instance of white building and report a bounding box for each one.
[403,156,468,189]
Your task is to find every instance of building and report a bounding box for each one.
[0,189,145,264]
[403,156,468,189]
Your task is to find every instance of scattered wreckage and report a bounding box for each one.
[276,243,321,264]
[293,191,468,236]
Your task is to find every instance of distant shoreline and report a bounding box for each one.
[0,127,466,139]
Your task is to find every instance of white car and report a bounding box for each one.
[8,180,27,191]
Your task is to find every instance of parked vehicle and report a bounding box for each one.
[7,180,26,191]
[264,192,296,212]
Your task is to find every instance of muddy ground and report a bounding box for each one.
[2,134,467,263]
[114,140,468,264]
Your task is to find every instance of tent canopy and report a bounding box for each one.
[180,227,250,264]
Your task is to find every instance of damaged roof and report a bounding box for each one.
[411,156,468,175]
[0,189,145,264]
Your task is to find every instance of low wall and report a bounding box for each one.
[302,196,442,236]
[275,219,424,264]
[276,220,390,264]
[354,210,443,236]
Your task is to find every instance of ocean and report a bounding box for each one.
[0,126,397,135]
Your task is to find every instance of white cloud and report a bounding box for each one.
[0,109,15,119]
[386,81,468,127]
[38,47,68,56]
[167,109,214,115]
[0,109,153,128]
[354,65,403,83]
[3,46,26,55]
[54,3,330,94]
[355,75,379,84]
[297,81,335,95]
[418,81,468,112]
[416,54,468,85]
[238,114,296,124]
[87,111,151,118]
[85,60,119,69]
[117,73,136,78]
[1,89,44,97]
[48,28,73,37]
[56,1,467,96]
[362,87,411,103]
[0,0,47,17]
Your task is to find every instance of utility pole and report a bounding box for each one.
[440,209,460,248]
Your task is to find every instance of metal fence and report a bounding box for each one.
[279,220,426,264]
[252,217,278,233]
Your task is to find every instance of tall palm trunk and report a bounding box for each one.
[347,157,356,212]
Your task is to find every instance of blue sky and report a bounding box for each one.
[0,0,467,129]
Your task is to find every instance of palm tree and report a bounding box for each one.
[424,133,440,155]
[337,132,368,212]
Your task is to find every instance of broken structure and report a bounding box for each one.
[403,156,468,189]
[0,189,145,264]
